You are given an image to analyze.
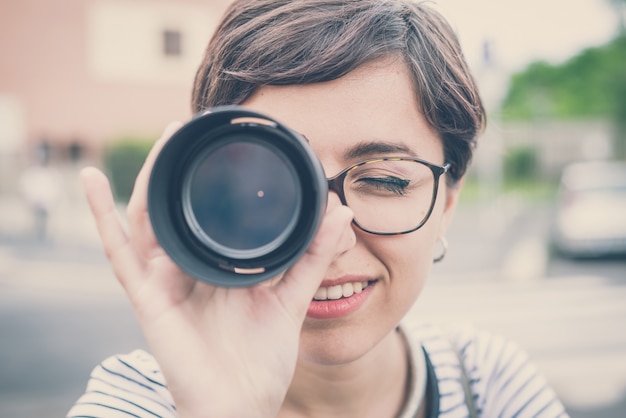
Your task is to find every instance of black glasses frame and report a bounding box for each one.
[326,157,451,235]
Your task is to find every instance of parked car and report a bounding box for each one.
[551,160,626,258]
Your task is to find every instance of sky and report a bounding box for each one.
[434,0,619,74]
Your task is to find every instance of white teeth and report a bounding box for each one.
[327,285,343,300]
[353,281,363,293]
[312,281,371,301]
[342,282,354,297]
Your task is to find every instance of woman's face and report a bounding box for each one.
[242,57,461,364]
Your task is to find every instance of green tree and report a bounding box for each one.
[501,34,626,157]
[103,138,154,203]
[501,38,625,121]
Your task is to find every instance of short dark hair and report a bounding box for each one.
[192,0,485,184]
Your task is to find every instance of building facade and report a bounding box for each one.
[0,0,231,172]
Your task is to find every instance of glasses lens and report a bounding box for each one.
[184,141,300,257]
[344,159,436,233]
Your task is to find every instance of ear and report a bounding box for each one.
[436,177,464,239]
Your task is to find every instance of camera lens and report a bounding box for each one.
[148,106,327,287]
[182,139,301,258]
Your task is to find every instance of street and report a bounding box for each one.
[423,197,626,417]
[0,195,625,417]
[411,275,626,418]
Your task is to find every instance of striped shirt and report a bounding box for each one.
[67,322,569,417]
[400,322,569,418]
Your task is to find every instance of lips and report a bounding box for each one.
[307,278,376,319]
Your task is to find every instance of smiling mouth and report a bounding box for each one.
[312,280,375,301]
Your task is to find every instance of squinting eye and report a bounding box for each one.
[354,176,410,196]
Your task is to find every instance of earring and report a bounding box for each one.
[433,237,448,263]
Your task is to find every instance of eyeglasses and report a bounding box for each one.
[327,157,451,235]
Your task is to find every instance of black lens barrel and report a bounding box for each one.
[148,106,327,287]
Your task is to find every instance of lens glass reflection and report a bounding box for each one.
[186,141,300,253]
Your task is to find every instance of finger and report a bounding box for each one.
[126,122,183,259]
[81,167,145,293]
[274,205,354,321]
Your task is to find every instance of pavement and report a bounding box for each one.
[0,179,124,297]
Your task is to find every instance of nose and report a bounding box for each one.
[326,191,357,256]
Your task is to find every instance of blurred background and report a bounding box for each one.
[1,0,625,416]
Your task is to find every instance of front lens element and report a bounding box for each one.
[183,139,301,258]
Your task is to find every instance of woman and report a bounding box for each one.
[68,1,568,417]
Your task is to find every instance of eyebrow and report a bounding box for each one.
[343,141,415,160]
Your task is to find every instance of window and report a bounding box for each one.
[163,29,182,56]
